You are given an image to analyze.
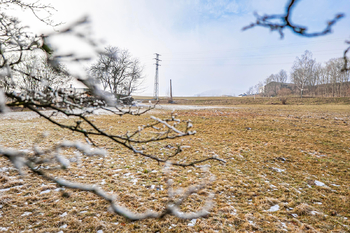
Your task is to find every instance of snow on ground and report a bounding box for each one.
[267,204,280,212]
[137,104,231,111]
[0,105,231,120]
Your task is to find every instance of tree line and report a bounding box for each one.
[0,47,143,100]
[247,50,350,98]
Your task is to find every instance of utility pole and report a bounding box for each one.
[153,53,161,100]
[169,79,173,103]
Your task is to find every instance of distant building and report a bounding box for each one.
[59,84,89,95]
[263,82,294,96]
[258,86,265,94]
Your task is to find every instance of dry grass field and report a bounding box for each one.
[134,96,350,106]
[0,104,349,232]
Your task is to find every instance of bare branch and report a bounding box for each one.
[1,144,215,221]
[243,0,349,72]
[242,0,344,38]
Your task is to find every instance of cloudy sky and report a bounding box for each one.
[15,0,350,96]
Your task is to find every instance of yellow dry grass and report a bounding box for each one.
[0,104,349,232]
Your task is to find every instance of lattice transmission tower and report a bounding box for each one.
[153,53,161,100]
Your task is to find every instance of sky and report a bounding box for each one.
[12,0,350,96]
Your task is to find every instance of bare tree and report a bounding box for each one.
[0,0,225,222]
[246,86,254,95]
[310,62,323,96]
[325,58,349,97]
[89,46,143,100]
[14,54,71,97]
[277,69,288,84]
[254,81,263,95]
[291,50,316,98]
[264,74,279,96]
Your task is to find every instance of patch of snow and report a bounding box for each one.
[272,167,285,173]
[21,212,32,216]
[268,204,280,212]
[314,202,322,205]
[60,212,68,217]
[131,179,138,185]
[310,211,320,216]
[331,184,340,187]
[0,185,23,192]
[291,214,298,218]
[40,189,51,194]
[54,188,65,191]
[314,180,325,186]
[0,167,12,172]
[80,211,87,214]
[123,173,132,177]
[60,224,68,229]
[97,230,103,233]
[19,149,31,153]
[0,227,9,231]
[188,219,197,227]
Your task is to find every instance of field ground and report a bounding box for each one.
[0,103,349,232]
[134,96,350,106]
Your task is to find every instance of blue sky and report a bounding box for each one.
[16,0,350,96]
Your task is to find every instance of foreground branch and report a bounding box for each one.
[1,144,215,220]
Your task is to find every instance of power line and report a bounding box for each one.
[157,37,346,56]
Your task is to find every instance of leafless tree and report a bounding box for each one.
[89,46,144,99]
[309,62,323,96]
[325,58,349,97]
[253,55,349,98]
[264,74,279,96]
[246,86,254,95]
[0,0,225,221]
[291,50,316,98]
[277,69,288,84]
[254,81,263,95]
[14,54,71,97]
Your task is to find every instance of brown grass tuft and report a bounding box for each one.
[293,203,314,216]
